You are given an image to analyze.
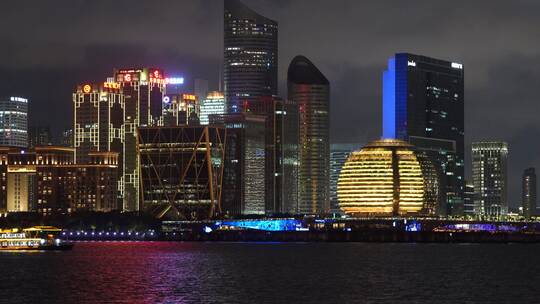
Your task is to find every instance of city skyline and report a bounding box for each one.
[1,0,539,208]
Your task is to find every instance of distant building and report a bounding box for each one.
[0,147,118,215]
[288,55,330,214]
[472,142,508,218]
[383,53,465,216]
[211,113,266,215]
[0,96,28,148]
[199,91,226,125]
[330,144,360,213]
[28,126,52,148]
[61,128,73,147]
[162,93,199,126]
[522,168,536,219]
[138,126,226,220]
[463,182,475,216]
[224,0,278,113]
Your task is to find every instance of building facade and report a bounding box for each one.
[248,96,284,214]
[114,68,165,211]
[73,82,124,164]
[162,93,199,126]
[224,0,278,113]
[211,113,266,215]
[330,144,360,213]
[522,168,536,219]
[28,126,52,148]
[337,139,429,217]
[282,94,299,215]
[61,128,73,147]
[138,126,226,220]
[472,142,508,218]
[200,91,226,125]
[0,147,118,215]
[463,182,475,216]
[0,97,28,148]
[288,55,330,214]
[382,53,465,216]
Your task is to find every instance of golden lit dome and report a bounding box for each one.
[337,138,425,217]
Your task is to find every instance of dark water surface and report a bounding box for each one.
[0,242,539,304]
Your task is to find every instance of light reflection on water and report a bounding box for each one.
[0,242,539,303]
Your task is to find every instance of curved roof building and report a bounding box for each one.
[338,139,436,217]
[224,0,278,113]
[287,55,330,214]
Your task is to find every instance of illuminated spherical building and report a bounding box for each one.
[338,139,437,217]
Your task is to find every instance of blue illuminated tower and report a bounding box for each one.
[382,53,464,216]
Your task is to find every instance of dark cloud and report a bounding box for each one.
[0,0,539,207]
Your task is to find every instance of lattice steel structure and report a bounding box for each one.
[138,126,226,220]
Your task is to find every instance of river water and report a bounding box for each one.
[0,242,538,303]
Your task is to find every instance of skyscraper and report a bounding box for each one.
[73,82,124,164]
[472,142,508,218]
[522,168,536,219]
[114,68,165,211]
[0,97,28,148]
[211,113,266,215]
[382,53,465,216]
[249,96,284,214]
[282,93,299,215]
[224,0,278,113]
[288,55,330,214]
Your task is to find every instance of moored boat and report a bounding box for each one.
[0,226,73,251]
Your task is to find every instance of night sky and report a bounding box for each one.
[1,0,539,207]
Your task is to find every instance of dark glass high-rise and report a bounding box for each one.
[383,53,465,216]
[224,0,278,113]
[287,55,330,214]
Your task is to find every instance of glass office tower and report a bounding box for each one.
[249,96,284,214]
[472,141,508,218]
[211,113,266,215]
[224,0,278,113]
[0,97,28,148]
[288,55,330,214]
[383,53,465,216]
